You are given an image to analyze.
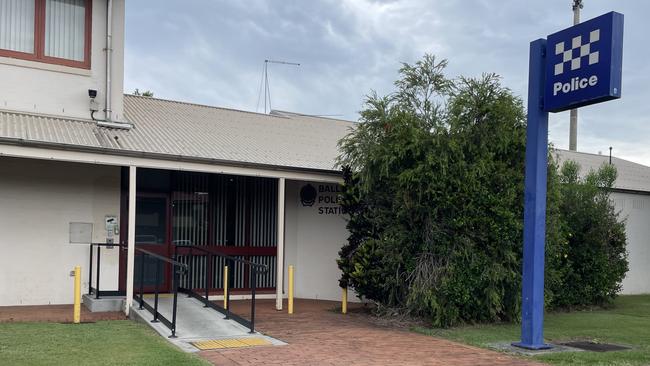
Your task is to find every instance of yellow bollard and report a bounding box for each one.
[223,266,229,309]
[342,287,348,314]
[73,266,81,324]
[288,265,294,314]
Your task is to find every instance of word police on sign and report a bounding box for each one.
[544,12,624,112]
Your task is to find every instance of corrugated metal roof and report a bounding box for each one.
[6,103,646,190]
[553,149,650,193]
[0,95,356,172]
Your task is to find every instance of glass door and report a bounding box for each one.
[133,195,171,293]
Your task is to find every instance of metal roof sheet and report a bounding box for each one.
[0,95,356,172]
[553,149,650,193]
[5,102,647,191]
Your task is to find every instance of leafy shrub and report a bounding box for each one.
[337,54,628,327]
[549,161,628,307]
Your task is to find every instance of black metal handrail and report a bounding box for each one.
[89,242,126,299]
[174,244,268,333]
[88,242,265,336]
[133,247,188,338]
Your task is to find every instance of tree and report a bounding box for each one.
[133,88,154,97]
[550,160,628,307]
[337,54,628,327]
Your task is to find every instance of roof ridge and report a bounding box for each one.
[124,94,291,119]
[553,148,625,163]
[554,148,650,168]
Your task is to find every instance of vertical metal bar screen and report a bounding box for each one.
[172,172,277,291]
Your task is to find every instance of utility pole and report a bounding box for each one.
[609,146,613,164]
[569,0,583,151]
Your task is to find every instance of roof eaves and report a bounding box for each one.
[0,136,342,177]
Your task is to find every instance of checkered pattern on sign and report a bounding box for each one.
[554,29,600,76]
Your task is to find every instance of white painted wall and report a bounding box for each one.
[283,180,358,301]
[0,0,125,121]
[0,157,121,305]
[612,192,650,294]
[280,183,650,300]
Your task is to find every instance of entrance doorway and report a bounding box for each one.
[133,195,172,292]
[119,169,278,294]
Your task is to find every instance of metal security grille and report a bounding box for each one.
[251,256,276,288]
[233,176,247,247]
[250,179,278,248]
[176,250,275,291]
[172,172,209,247]
[177,254,208,289]
[232,256,246,289]
[171,172,277,291]
[209,175,228,245]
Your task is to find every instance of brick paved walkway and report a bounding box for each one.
[0,304,126,323]
[200,299,543,366]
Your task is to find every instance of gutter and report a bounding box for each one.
[0,137,343,179]
[609,187,650,196]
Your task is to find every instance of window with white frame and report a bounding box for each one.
[0,0,91,69]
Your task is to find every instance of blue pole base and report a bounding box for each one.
[511,342,553,350]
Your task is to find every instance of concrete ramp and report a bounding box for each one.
[130,295,284,352]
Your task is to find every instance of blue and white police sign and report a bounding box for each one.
[544,11,624,112]
[516,10,625,351]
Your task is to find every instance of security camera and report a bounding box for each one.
[88,89,100,118]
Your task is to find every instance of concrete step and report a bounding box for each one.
[82,294,124,312]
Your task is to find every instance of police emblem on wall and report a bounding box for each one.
[300,183,345,215]
[300,184,317,206]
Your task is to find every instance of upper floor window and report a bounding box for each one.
[0,0,92,69]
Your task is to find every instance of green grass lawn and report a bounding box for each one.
[0,320,209,366]
[414,295,650,366]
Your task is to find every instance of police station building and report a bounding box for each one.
[0,3,647,318]
[0,0,356,312]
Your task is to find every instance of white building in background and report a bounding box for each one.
[555,149,650,294]
[0,0,353,312]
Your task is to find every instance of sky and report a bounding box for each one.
[124,1,650,165]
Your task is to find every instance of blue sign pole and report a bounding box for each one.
[514,38,551,350]
[514,11,622,350]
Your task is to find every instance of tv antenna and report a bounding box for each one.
[256,59,300,114]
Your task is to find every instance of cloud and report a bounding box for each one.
[124,0,650,164]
